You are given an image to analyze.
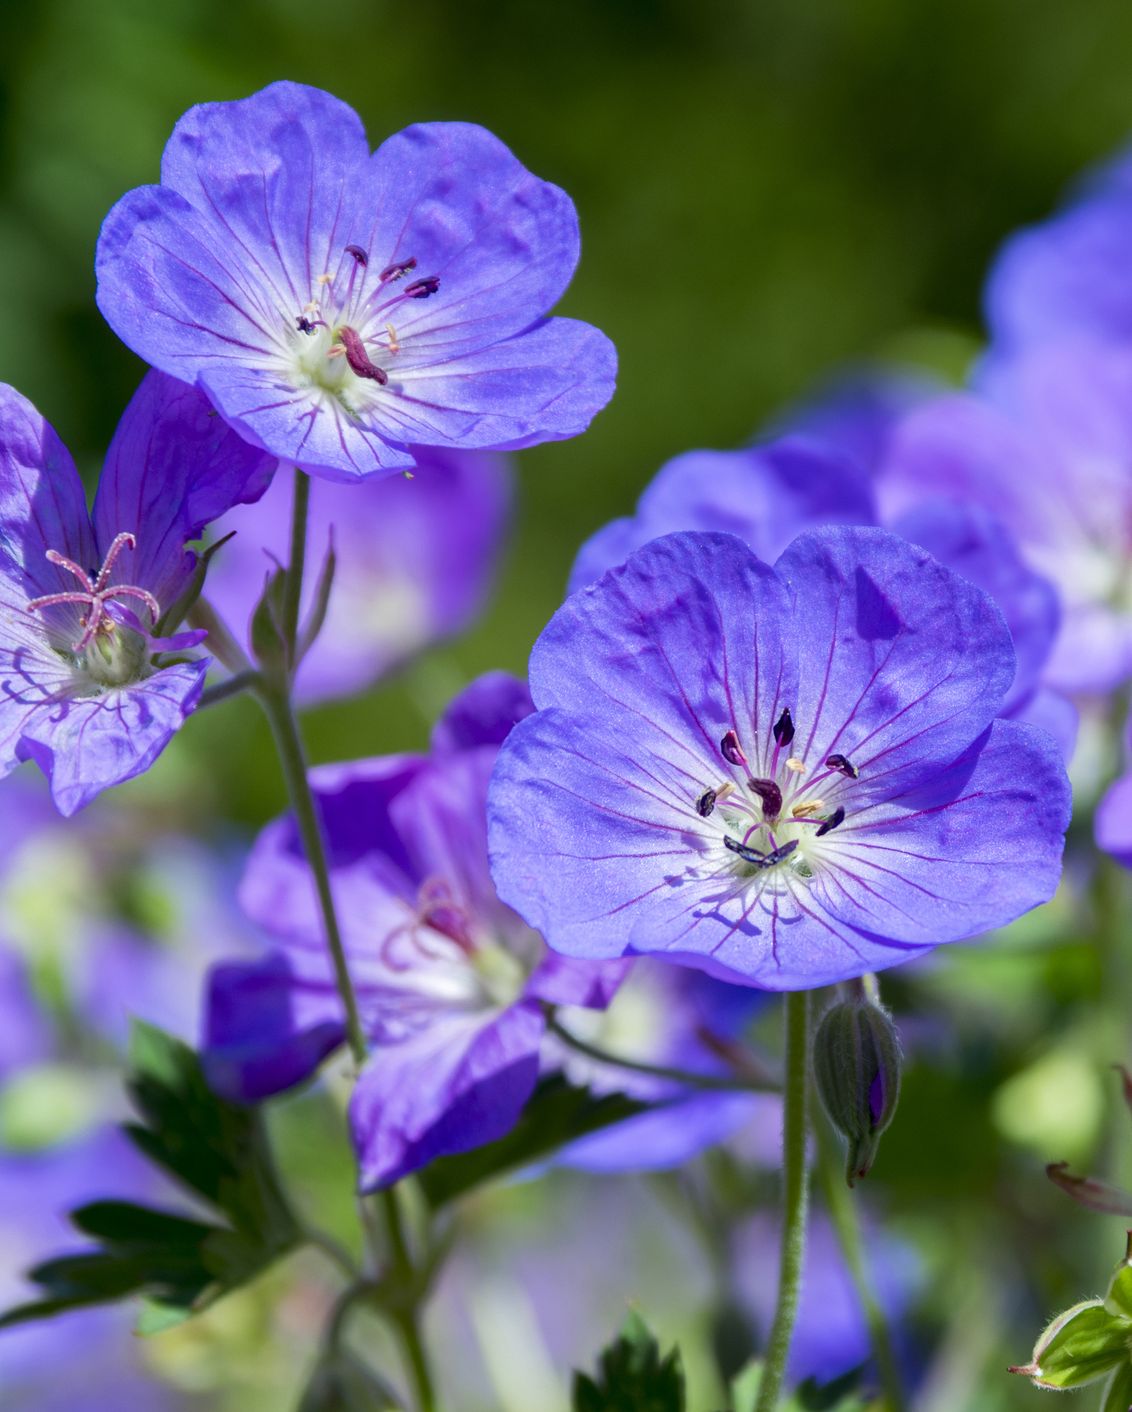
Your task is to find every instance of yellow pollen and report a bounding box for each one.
[303,300,320,314]
[385,322,401,355]
[785,757,806,773]
[791,800,825,818]
[316,273,333,286]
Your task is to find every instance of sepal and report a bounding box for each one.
[812,983,902,1185]
[1010,1298,1130,1390]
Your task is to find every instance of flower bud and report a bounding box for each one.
[812,989,902,1185]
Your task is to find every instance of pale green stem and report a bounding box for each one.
[755,991,811,1412]
[282,467,310,653]
[379,1186,437,1412]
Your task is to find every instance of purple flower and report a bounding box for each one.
[96,82,616,482]
[0,373,272,814]
[488,529,1070,990]
[876,340,1132,694]
[203,672,625,1190]
[570,436,1071,749]
[205,446,512,703]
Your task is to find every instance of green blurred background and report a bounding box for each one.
[5,0,1132,827]
[4,5,1132,1407]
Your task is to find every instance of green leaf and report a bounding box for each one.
[728,1361,762,1412]
[0,1023,302,1335]
[1103,1360,1132,1412]
[1015,1299,1130,1389]
[1107,1257,1132,1321]
[418,1075,649,1208]
[572,1311,685,1412]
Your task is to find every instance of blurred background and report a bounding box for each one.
[2,1,1132,1408]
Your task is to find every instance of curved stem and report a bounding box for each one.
[304,1224,361,1284]
[755,991,811,1412]
[815,1114,905,1411]
[282,467,310,653]
[546,1012,779,1093]
[379,1186,437,1412]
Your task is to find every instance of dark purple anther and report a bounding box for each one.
[747,778,782,820]
[296,316,317,334]
[720,730,747,767]
[380,256,418,282]
[345,243,369,267]
[826,753,859,779]
[815,806,846,837]
[696,788,717,818]
[406,274,441,299]
[724,836,798,868]
[337,327,388,384]
[773,707,795,748]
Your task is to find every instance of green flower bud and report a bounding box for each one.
[812,988,902,1185]
[249,566,290,673]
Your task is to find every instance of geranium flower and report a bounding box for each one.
[203,673,625,1191]
[96,82,616,481]
[205,445,511,703]
[488,528,1070,990]
[0,371,272,814]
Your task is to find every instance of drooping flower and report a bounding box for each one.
[203,672,625,1191]
[0,371,273,814]
[205,446,512,703]
[569,434,1073,751]
[96,82,616,482]
[488,529,1071,990]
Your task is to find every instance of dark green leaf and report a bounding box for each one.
[572,1311,685,1412]
[419,1076,650,1208]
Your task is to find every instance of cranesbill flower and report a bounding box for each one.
[203,672,625,1191]
[0,372,272,815]
[96,82,616,482]
[569,435,1072,750]
[488,529,1070,990]
[205,446,511,703]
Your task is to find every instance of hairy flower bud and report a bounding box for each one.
[812,987,902,1185]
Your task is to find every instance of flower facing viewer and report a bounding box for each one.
[203,673,625,1191]
[488,528,1071,990]
[96,82,616,481]
[0,372,272,815]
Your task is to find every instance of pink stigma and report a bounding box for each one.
[27,532,161,652]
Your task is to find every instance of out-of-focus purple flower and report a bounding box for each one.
[569,437,1068,747]
[551,963,777,1171]
[96,82,616,483]
[0,947,50,1084]
[770,371,939,475]
[0,1128,182,1408]
[0,372,272,814]
[985,154,1132,351]
[489,529,1071,990]
[204,672,625,1191]
[206,447,512,702]
[735,1209,920,1387]
[1096,710,1132,869]
[876,340,1132,694]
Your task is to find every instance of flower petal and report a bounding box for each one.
[348,1002,544,1190]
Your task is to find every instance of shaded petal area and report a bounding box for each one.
[203,951,346,1102]
[568,439,874,595]
[431,670,533,753]
[348,1001,545,1191]
[13,660,208,816]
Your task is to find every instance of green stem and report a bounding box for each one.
[198,668,260,710]
[815,1114,905,1411]
[379,1186,437,1412]
[755,991,812,1412]
[282,467,310,653]
[546,1013,779,1093]
[255,680,367,1066]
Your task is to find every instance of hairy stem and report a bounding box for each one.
[755,991,811,1412]
[545,1012,779,1093]
[815,1113,905,1410]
